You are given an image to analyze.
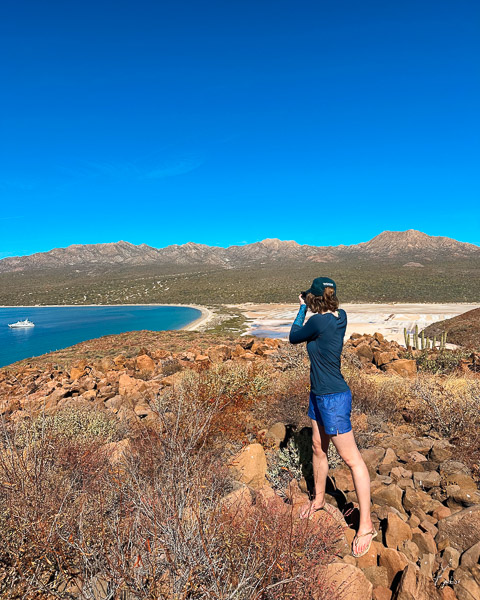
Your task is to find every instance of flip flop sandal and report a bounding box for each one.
[351,528,378,558]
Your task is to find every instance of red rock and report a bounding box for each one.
[432,506,452,521]
[386,513,413,550]
[135,354,155,374]
[436,505,480,553]
[392,563,443,600]
[228,443,267,489]
[362,565,388,587]
[378,547,408,587]
[206,344,232,362]
[374,351,399,367]
[383,359,417,377]
[316,562,373,600]
[373,587,392,600]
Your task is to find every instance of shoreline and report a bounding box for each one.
[0,303,215,332]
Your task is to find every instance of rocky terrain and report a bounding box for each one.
[0,330,479,598]
[1,230,479,273]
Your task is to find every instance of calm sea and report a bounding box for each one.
[0,305,201,368]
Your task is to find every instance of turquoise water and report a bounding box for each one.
[0,305,201,368]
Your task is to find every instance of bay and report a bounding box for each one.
[0,305,201,368]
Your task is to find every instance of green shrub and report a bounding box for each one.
[14,406,123,448]
[405,349,471,374]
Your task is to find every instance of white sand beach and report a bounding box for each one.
[227,302,480,344]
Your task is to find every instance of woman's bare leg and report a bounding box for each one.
[300,419,331,518]
[330,430,373,554]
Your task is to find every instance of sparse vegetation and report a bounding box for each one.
[1,256,480,306]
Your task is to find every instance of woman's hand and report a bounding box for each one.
[298,293,306,306]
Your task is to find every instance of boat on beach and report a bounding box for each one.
[8,318,35,328]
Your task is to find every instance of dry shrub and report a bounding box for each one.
[344,369,411,424]
[411,375,480,469]
[0,363,342,599]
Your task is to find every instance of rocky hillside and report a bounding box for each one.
[0,330,479,599]
[1,230,479,273]
[423,308,480,350]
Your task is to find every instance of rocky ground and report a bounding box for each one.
[227,427,480,600]
[0,331,479,599]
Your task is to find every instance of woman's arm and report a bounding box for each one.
[289,303,318,344]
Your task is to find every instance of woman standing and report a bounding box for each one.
[289,276,376,558]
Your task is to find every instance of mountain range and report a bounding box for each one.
[1,230,479,273]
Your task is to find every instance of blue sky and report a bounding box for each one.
[1,0,479,258]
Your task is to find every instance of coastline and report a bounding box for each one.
[0,303,215,332]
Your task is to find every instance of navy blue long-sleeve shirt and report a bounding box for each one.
[289,305,349,396]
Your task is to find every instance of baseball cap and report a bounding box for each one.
[302,276,337,297]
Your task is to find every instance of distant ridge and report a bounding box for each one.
[0,230,479,273]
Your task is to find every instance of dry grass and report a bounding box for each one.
[0,359,340,599]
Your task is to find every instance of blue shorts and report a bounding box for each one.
[308,389,352,435]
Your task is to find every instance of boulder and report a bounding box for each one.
[356,344,375,363]
[374,351,399,367]
[371,484,405,515]
[206,344,232,362]
[378,547,408,587]
[453,566,480,600]
[362,447,386,477]
[254,485,288,515]
[316,562,373,600]
[430,440,453,462]
[403,487,442,514]
[442,546,460,570]
[399,540,420,563]
[70,366,85,380]
[135,354,155,374]
[362,565,389,588]
[414,471,441,490]
[460,541,480,570]
[436,506,480,553]
[265,422,286,447]
[392,563,443,600]
[228,443,267,489]
[373,587,393,600]
[383,359,417,377]
[433,506,452,521]
[419,553,435,577]
[118,374,147,398]
[332,466,355,492]
[386,513,413,550]
[412,531,437,556]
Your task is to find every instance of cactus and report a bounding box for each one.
[421,330,425,350]
[440,331,448,350]
[433,334,437,349]
[404,327,408,348]
[414,325,419,350]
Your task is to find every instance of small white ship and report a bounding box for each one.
[8,318,35,328]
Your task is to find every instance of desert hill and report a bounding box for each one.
[423,307,480,349]
[1,230,479,273]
